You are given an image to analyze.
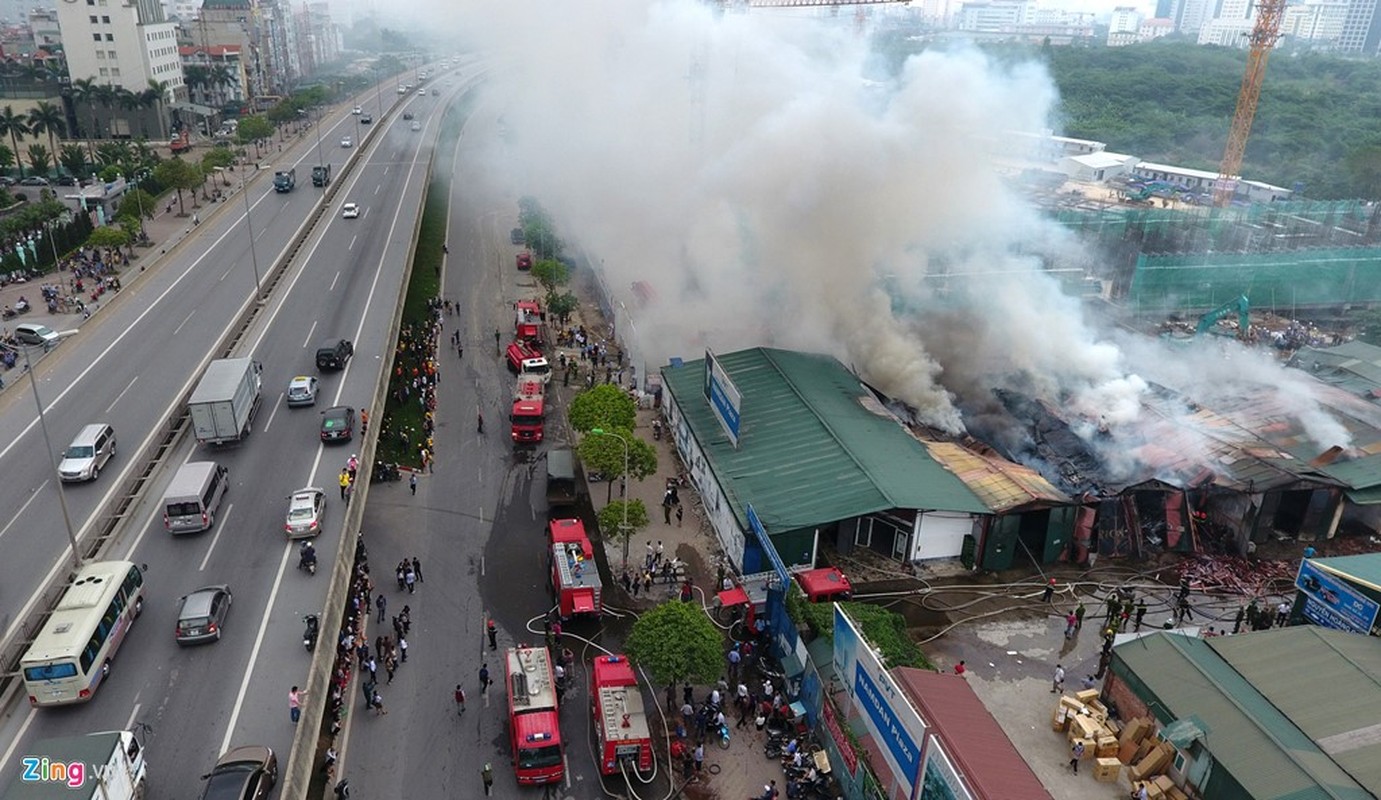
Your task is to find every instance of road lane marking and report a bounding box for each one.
[263,394,283,432]
[198,503,235,572]
[221,265,234,281]
[104,376,139,413]
[329,271,340,292]
[349,235,357,251]
[0,484,47,543]
[124,702,142,731]
[302,321,318,348]
[219,542,292,754]
[173,310,196,335]
[0,709,37,771]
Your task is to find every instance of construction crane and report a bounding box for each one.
[1213,0,1288,207]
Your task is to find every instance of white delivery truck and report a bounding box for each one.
[0,729,146,800]
[188,357,263,445]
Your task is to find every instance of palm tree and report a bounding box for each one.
[93,83,117,141]
[183,66,207,106]
[208,66,234,108]
[144,79,171,141]
[71,77,100,159]
[0,106,32,178]
[27,101,65,171]
[114,88,141,138]
[26,144,51,177]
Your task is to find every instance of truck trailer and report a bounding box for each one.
[0,730,147,800]
[591,655,652,776]
[548,519,601,618]
[514,300,543,343]
[188,358,263,445]
[311,164,331,187]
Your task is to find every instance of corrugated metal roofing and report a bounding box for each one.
[894,669,1054,800]
[1112,632,1373,800]
[923,441,1071,512]
[1292,341,1381,397]
[661,349,989,535]
[1212,627,1381,795]
[1311,554,1381,593]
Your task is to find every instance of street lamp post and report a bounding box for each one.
[590,428,631,569]
[240,178,263,300]
[22,338,83,569]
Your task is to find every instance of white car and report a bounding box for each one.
[342,202,360,219]
[284,487,326,539]
[397,85,407,95]
[418,88,426,96]
[340,136,352,148]
[352,105,362,115]
[410,121,421,132]
[286,375,318,407]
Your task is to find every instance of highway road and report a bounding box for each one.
[333,94,672,800]
[0,64,471,795]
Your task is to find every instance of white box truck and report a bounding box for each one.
[188,357,262,445]
[0,730,146,800]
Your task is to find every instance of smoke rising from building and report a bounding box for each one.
[456,0,1351,457]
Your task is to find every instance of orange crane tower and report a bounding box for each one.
[1213,0,1288,207]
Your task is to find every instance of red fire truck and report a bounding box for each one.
[549,519,601,618]
[510,396,545,444]
[515,299,543,343]
[505,645,564,785]
[516,250,533,270]
[591,654,653,776]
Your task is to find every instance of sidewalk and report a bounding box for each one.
[546,305,787,800]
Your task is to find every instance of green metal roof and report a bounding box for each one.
[1212,627,1381,795]
[1112,632,1373,800]
[661,348,989,535]
[1311,554,1381,594]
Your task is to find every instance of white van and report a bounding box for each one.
[163,461,230,534]
[14,322,61,347]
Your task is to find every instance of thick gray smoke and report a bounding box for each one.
[443,0,1351,454]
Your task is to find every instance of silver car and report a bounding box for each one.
[284,487,326,539]
[286,376,318,407]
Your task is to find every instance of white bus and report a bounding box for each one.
[20,561,145,707]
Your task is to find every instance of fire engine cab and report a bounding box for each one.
[549,518,601,618]
[515,299,543,343]
[505,645,565,785]
[591,654,653,776]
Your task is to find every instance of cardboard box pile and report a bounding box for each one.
[1053,693,1116,766]
[1093,757,1122,782]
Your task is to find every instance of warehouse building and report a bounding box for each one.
[660,348,1075,574]
[1104,628,1381,800]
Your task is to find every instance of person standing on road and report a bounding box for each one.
[404,565,416,594]
[479,664,492,693]
[1052,664,1065,694]
[1042,578,1056,602]
[409,473,417,496]
[455,685,466,714]
[376,594,386,624]
[412,557,424,583]
[1069,740,1085,773]
[481,763,493,796]
[487,619,498,650]
[339,469,350,500]
[494,328,501,353]
[289,686,305,723]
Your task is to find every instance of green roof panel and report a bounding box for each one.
[1310,554,1381,594]
[1113,632,1372,800]
[661,348,989,535]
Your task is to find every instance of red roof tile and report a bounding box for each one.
[894,669,1053,800]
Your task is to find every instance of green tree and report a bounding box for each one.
[153,157,201,214]
[25,144,50,176]
[0,143,14,175]
[625,601,724,688]
[236,115,273,158]
[597,498,650,570]
[58,144,88,179]
[578,426,657,502]
[115,187,156,236]
[530,259,569,306]
[201,147,235,186]
[0,106,32,178]
[85,224,131,251]
[548,291,579,326]
[568,384,637,433]
[27,101,65,164]
[71,77,102,158]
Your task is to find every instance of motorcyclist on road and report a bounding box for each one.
[299,541,317,569]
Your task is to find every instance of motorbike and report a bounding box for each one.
[298,543,317,575]
[303,614,320,651]
[714,720,731,750]
[652,419,663,441]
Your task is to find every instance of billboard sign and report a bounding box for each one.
[746,503,789,589]
[1296,559,1379,634]
[920,737,974,800]
[833,606,925,798]
[703,349,742,447]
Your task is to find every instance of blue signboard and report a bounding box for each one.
[703,350,742,447]
[746,503,789,588]
[853,660,922,783]
[1296,560,1380,634]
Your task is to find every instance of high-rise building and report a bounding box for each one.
[29,8,62,53]
[195,0,297,100]
[1337,0,1381,52]
[56,0,186,137]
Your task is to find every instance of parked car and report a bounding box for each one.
[320,406,356,442]
[199,746,277,800]
[175,585,232,645]
[284,487,326,538]
[19,176,49,186]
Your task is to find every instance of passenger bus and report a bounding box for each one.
[20,561,145,707]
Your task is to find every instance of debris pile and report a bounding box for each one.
[1173,555,1296,597]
